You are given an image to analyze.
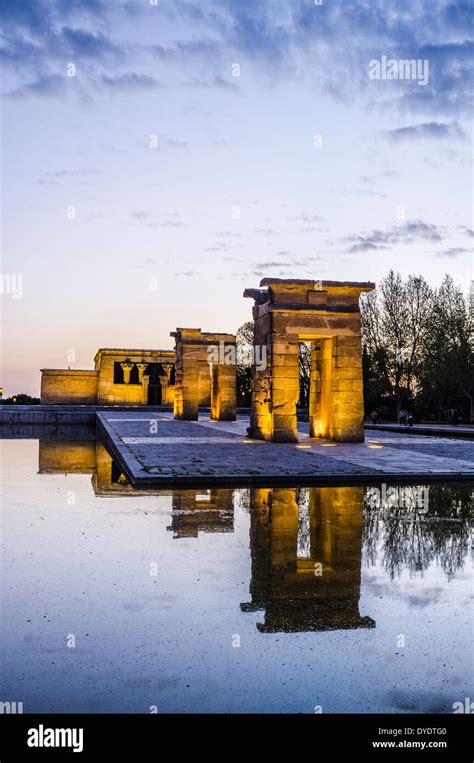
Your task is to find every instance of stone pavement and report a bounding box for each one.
[97,412,474,487]
[365,423,474,439]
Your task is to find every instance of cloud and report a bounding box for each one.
[60,26,119,59]
[37,168,98,185]
[204,242,230,252]
[384,121,467,142]
[99,72,163,91]
[43,168,97,177]
[184,75,239,91]
[6,73,66,99]
[349,242,392,254]
[292,213,326,224]
[130,210,185,228]
[458,225,474,238]
[160,220,185,228]
[152,38,221,61]
[436,247,472,258]
[5,70,163,100]
[254,256,324,269]
[2,0,472,117]
[214,230,242,238]
[332,187,386,199]
[255,228,277,237]
[345,220,447,254]
[130,210,153,222]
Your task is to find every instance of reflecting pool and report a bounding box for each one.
[0,434,472,713]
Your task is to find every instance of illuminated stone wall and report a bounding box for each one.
[244,278,375,442]
[171,328,236,421]
[94,348,175,406]
[40,348,175,405]
[40,369,98,404]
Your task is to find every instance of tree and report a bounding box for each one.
[236,321,254,406]
[0,393,40,405]
[298,342,311,408]
[361,271,433,422]
[419,275,474,422]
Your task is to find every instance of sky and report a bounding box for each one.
[1,0,473,396]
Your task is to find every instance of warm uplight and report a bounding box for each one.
[296,445,312,449]
[321,443,337,447]
[367,444,384,449]
[240,440,254,443]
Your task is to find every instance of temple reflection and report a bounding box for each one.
[242,487,375,633]
[38,436,165,496]
[36,434,472,632]
[168,490,234,538]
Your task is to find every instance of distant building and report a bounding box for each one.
[41,348,175,406]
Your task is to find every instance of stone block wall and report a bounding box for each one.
[172,328,236,421]
[244,278,374,443]
[40,370,98,404]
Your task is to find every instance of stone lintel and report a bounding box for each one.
[270,304,361,314]
[171,328,202,339]
[41,369,97,375]
[94,348,175,370]
[172,328,235,344]
[245,279,375,315]
[259,277,375,290]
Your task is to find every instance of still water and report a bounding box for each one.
[0,436,472,713]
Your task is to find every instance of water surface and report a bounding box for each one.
[0,437,472,713]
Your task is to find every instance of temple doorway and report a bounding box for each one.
[145,363,163,405]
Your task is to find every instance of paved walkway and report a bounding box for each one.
[365,422,474,439]
[97,412,474,487]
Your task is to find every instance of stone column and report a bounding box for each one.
[120,360,133,385]
[159,374,168,403]
[271,335,300,442]
[136,363,148,383]
[162,364,173,382]
[309,341,323,438]
[141,375,149,405]
[248,311,272,440]
[198,362,211,407]
[330,335,365,442]
[136,363,149,406]
[319,338,334,439]
[210,361,237,421]
[161,364,173,405]
[174,345,199,420]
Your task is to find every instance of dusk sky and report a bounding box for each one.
[1,0,472,396]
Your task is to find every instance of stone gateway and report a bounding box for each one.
[244,278,375,443]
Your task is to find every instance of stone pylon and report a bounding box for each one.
[244,278,375,442]
[171,328,237,421]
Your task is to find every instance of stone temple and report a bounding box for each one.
[41,348,176,406]
[40,277,373,444]
[244,278,374,443]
